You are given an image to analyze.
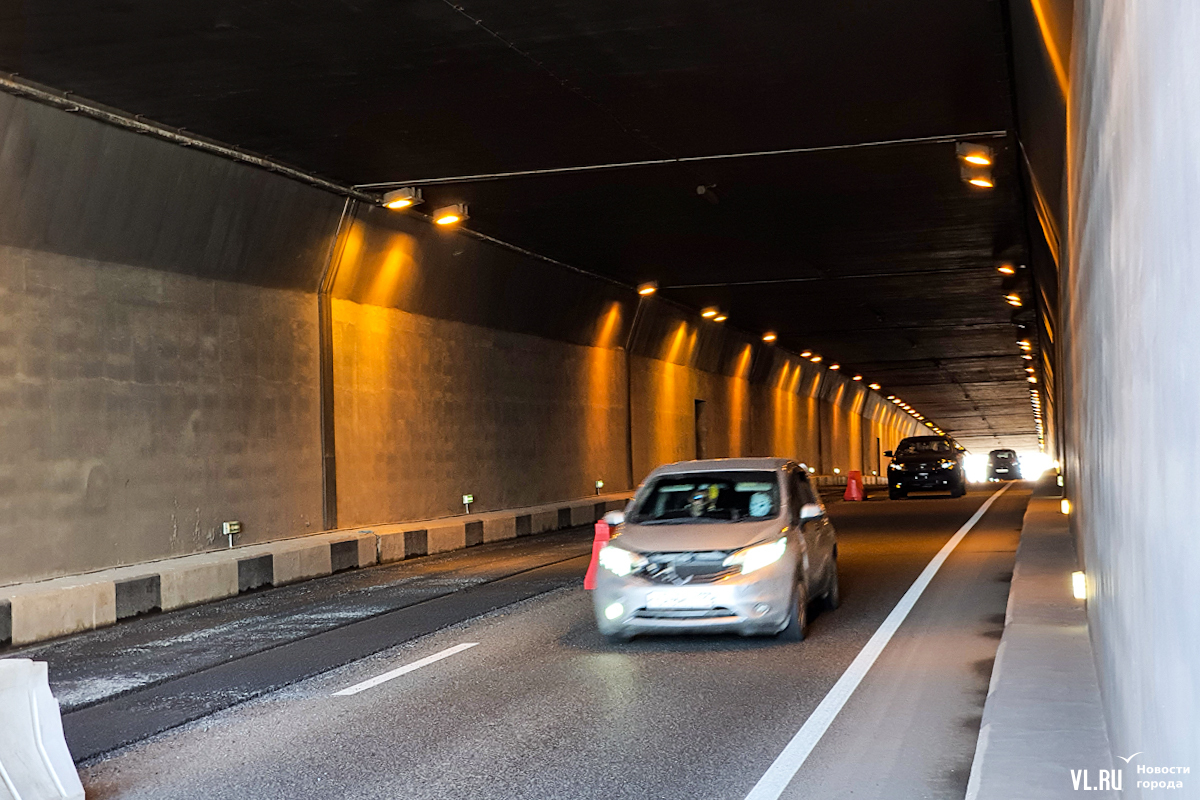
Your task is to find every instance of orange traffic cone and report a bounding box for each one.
[843,470,865,501]
[583,520,611,589]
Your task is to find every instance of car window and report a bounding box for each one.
[629,471,781,524]
[895,438,954,456]
[790,469,819,507]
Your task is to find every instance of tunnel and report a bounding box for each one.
[0,1,1194,798]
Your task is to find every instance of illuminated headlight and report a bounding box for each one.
[939,460,957,469]
[888,463,904,471]
[723,537,788,575]
[598,544,646,577]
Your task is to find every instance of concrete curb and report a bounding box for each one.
[1,493,632,647]
[965,488,1117,799]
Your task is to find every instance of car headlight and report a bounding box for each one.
[939,460,957,469]
[598,544,646,576]
[723,537,788,575]
[888,462,903,471]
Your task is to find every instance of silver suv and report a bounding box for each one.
[593,458,839,642]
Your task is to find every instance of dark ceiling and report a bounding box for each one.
[0,0,1040,451]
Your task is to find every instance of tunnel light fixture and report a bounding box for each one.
[1018,339,1032,349]
[810,355,822,363]
[1005,293,1023,307]
[957,142,995,167]
[1025,366,1036,373]
[637,282,658,297]
[713,314,728,323]
[1028,376,1038,383]
[382,187,423,210]
[432,203,468,225]
[852,375,863,381]
[1022,354,1033,360]
[800,350,813,358]
[869,383,881,390]
[968,177,994,188]
[701,307,719,319]
[762,332,777,343]
[997,264,1016,275]
[828,363,840,370]
[887,395,896,400]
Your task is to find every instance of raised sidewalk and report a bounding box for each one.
[0,493,630,647]
[966,477,1118,799]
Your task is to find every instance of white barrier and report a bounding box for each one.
[0,659,84,800]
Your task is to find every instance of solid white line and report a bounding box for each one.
[333,643,479,696]
[743,485,1012,800]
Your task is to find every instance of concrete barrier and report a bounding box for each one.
[0,490,633,647]
[0,659,85,800]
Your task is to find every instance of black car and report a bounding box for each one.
[885,436,966,499]
[987,448,1022,481]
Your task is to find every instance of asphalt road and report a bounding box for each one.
[64,484,1027,799]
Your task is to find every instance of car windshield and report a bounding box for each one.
[895,439,954,456]
[990,450,1016,460]
[629,471,781,524]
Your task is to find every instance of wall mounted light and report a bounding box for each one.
[869,383,881,390]
[382,187,423,209]
[637,282,658,296]
[800,350,812,358]
[762,332,777,343]
[828,364,840,370]
[1006,293,1023,307]
[713,313,728,323]
[997,264,1016,275]
[852,375,863,381]
[809,355,822,363]
[701,307,719,319]
[432,203,468,225]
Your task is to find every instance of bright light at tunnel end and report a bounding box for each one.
[1072,571,1086,600]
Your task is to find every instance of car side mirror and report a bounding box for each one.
[602,510,625,526]
[883,450,894,458]
[799,503,823,521]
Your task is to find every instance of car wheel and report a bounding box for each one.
[823,559,841,611]
[950,478,966,498]
[778,582,808,642]
[888,488,906,500]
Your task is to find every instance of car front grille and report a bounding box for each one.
[637,551,738,584]
[634,607,737,620]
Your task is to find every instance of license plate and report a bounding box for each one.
[646,589,717,610]
[918,473,929,479]
[996,468,1009,473]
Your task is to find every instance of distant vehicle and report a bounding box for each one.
[987,448,1022,481]
[885,436,966,499]
[592,458,839,643]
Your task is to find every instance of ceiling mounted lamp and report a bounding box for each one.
[828,364,840,370]
[1028,376,1038,383]
[1022,354,1033,360]
[869,383,881,390]
[957,142,995,166]
[432,203,468,225]
[800,350,813,358]
[852,375,863,381]
[997,263,1016,275]
[1006,293,1023,307]
[809,355,822,363]
[762,332,778,343]
[701,307,719,319]
[713,314,728,323]
[1026,366,1036,373]
[382,187,423,210]
[1018,340,1032,350]
[637,282,658,297]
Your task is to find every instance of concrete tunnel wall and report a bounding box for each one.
[0,88,923,586]
[1064,1,1200,784]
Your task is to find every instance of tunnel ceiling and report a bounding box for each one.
[0,0,1040,452]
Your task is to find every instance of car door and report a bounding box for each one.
[795,470,835,591]
[788,468,825,588]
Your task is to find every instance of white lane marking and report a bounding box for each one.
[744,485,1012,800]
[333,643,478,696]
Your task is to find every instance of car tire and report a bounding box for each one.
[888,488,906,500]
[950,478,966,498]
[823,559,841,611]
[778,582,808,642]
